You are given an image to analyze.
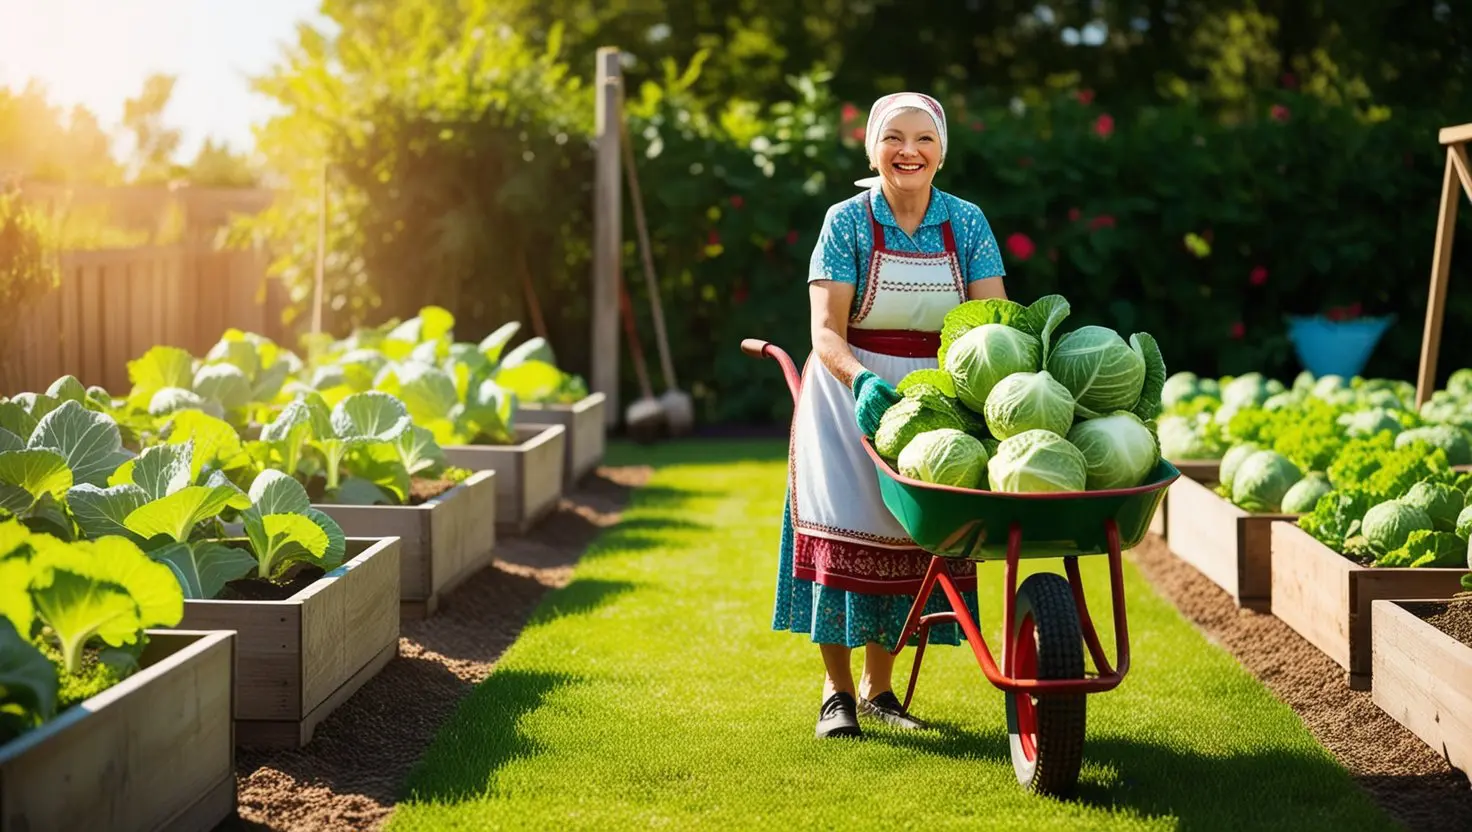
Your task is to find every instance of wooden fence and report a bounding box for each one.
[1,244,293,396]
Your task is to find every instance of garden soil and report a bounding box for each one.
[215,464,651,832]
[1129,535,1472,832]
[216,477,1472,831]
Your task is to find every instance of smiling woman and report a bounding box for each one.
[771,91,1012,741]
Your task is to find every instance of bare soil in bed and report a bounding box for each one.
[1407,596,1472,649]
[214,465,651,832]
[1129,535,1472,832]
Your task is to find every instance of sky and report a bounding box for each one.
[0,0,328,160]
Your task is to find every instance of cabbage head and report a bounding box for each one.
[1395,425,1472,466]
[1281,472,1332,514]
[1221,373,1271,410]
[1066,411,1160,489]
[1161,372,1201,409]
[1158,414,1223,460]
[1312,374,1348,399]
[897,428,988,489]
[1045,326,1146,416]
[987,429,1088,493]
[1218,442,1264,493]
[1361,500,1434,555]
[1230,449,1303,512]
[943,324,1040,413]
[873,391,973,459]
[1456,504,1472,541]
[982,371,1075,440]
[1401,481,1464,532]
[1337,408,1403,438]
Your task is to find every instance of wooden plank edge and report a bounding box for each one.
[236,640,398,750]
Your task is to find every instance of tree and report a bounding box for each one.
[121,74,184,184]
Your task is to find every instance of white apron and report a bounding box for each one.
[789,192,979,595]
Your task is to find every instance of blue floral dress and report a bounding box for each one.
[772,185,1006,648]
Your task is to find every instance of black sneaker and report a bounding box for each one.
[859,691,928,730]
[815,692,862,739]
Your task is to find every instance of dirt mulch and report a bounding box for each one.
[215,464,652,832]
[1129,534,1472,832]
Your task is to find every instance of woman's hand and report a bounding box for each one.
[851,371,900,437]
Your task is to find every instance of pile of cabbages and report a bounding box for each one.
[872,295,1167,493]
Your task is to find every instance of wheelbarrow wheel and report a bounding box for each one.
[1005,571,1087,796]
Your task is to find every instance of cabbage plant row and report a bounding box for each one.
[1157,367,1472,575]
[873,294,1168,493]
[0,306,589,745]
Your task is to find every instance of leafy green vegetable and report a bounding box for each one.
[987,429,1088,493]
[983,371,1075,440]
[1375,529,1465,568]
[1067,412,1159,490]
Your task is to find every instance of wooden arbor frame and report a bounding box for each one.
[1415,123,1472,408]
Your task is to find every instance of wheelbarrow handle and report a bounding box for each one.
[740,338,802,405]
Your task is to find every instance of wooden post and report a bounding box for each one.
[312,160,328,336]
[1415,124,1472,408]
[592,48,623,427]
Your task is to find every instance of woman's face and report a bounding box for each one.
[874,109,941,194]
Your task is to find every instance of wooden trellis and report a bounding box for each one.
[1415,122,1472,408]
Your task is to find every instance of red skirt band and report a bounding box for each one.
[846,328,940,358]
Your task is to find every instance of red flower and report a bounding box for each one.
[1270,104,1291,122]
[1068,207,1081,222]
[841,103,859,123]
[1326,306,1346,321]
[1088,214,1116,231]
[707,229,721,246]
[1005,232,1036,261]
[851,126,866,141]
[1093,113,1114,139]
[1249,265,1268,286]
[1280,72,1298,90]
[971,120,985,132]
[730,195,745,210]
[1230,322,1246,339]
[1347,302,1363,319]
[1076,89,1096,105]
[786,230,800,246]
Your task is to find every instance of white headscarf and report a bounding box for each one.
[854,92,949,188]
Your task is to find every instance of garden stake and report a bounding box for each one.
[620,117,694,436]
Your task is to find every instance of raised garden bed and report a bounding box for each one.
[0,630,237,832]
[1163,475,1293,610]
[1371,597,1472,786]
[314,470,497,619]
[174,537,401,748]
[521,392,606,484]
[1149,459,1220,538]
[1270,521,1469,689]
[444,423,566,535]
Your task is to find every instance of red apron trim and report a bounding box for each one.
[847,328,941,357]
[793,532,978,596]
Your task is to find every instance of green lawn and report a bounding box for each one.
[387,439,1391,831]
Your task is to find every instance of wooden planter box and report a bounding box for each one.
[1371,598,1472,786]
[1270,521,1469,689]
[0,630,236,832]
[444,424,566,535]
[174,537,401,748]
[521,392,606,484]
[314,470,497,620]
[1149,459,1220,538]
[1163,475,1292,610]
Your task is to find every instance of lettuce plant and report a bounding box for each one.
[258,390,441,505]
[0,518,184,743]
[65,440,345,598]
[0,398,133,538]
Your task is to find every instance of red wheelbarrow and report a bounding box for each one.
[742,338,1179,796]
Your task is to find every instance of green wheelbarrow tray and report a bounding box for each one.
[861,437,1180,560]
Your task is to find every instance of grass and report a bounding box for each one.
[388,439,1393,831]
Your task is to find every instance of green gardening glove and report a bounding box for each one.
[852,370,901,438]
